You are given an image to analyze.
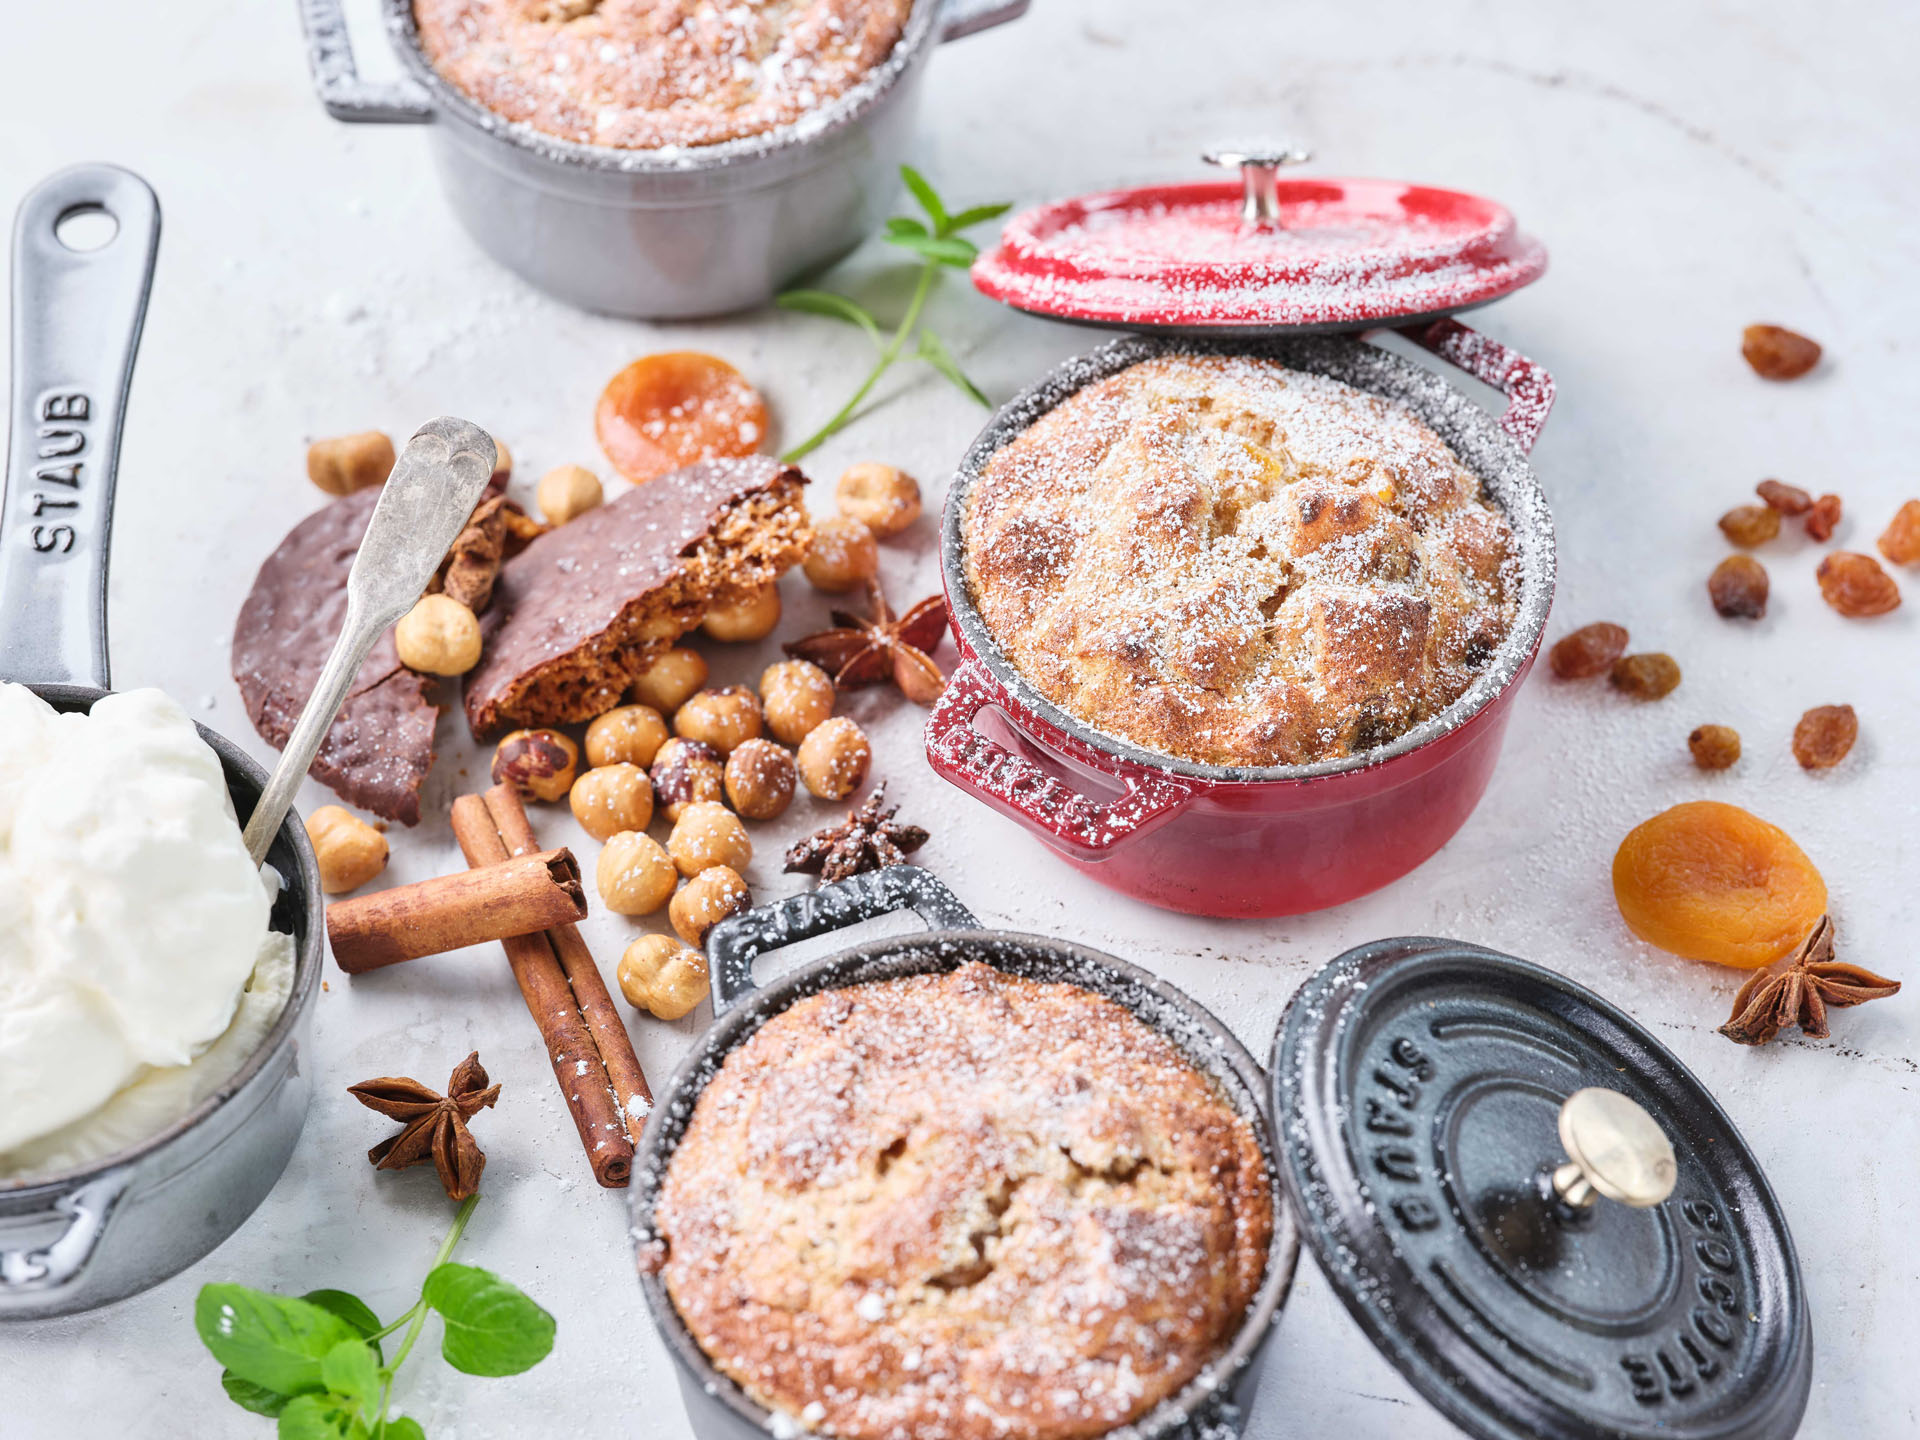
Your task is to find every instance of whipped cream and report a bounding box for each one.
[0,684,281,1163]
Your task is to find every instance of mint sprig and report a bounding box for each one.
[777,165,1009,462]
[194,1194,553,1439]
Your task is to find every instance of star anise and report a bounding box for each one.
[784,783,930,882]
[784,579,948,704]
[1718,916,1901,1046]
[348,1051,501,1200]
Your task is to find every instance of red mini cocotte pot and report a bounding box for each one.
[925,159,1559,917]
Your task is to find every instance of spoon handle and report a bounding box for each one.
[242,417,495,864]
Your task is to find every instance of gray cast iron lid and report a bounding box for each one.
[1272,938,1811,1440]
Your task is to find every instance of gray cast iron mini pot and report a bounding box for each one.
[0,166,326,1319]
[629,866,1302,1440]
[299,0,1028,317]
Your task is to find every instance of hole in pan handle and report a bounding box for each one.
[299,0,433,123]
[0,1169,130,1305]
[924,659,1196,863]
[1396,317,1556,455]
[705,865,979,1014]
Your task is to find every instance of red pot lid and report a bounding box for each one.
[972,149,1547,334]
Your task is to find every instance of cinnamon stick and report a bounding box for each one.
[450,794,634,1188]
[326,849,587,974]
[481,784,654,1139]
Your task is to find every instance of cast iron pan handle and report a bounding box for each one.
[1397,317,1556,455]
[0,1172,131,1304]
[706,865,978,1013]
[299,0,434,123]
[0,165,160,689]
[940,0,1030,41]
[923,659,1196,862]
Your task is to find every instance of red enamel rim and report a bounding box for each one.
[973,177,1547,331]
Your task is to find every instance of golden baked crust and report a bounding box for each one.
[651,963,1272,1440]
[413,0,913,150]
[962,353,1519,767]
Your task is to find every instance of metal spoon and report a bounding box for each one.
[240,418,495,863]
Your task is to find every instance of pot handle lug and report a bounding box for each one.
[940,0,1030,42]
[0,165,160,690]
[924,659,1197,862]
[0,1170,131,1304]
[1398,317,1556,455]
[706,866,978,1014]
[300,0,434,123]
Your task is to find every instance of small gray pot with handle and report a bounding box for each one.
[298,0,1028,318]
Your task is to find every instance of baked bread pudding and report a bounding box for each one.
[647,962,1273,1440]
[963,354,1520,767]
[413,0,914,150]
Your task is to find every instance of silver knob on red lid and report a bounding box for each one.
[1203,146,1312,229]
[1551,1087,1678,1210]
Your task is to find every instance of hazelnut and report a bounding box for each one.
[667,800,752,878]
[491,728,580,802]
[701,583,781,643]
[836,462,921,537]
[796,716,871,800]
[670,865,750,947]
[536,463,603,525]
[673,685,762,755]
[569,763,654,841]
[596,830,677,916]
[802,515,880,593]
[617,935,710,1020]
[631,647,709,713]
[306,431,395,496]
[758,659,835,746]
[394,594,483,675]
[489,437,513,487]
[305,804,389,895]
[585,703,670,769]
[724,738,796,820]
[651,737,726,822]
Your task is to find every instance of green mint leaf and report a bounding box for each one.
[221,1371,292,1418]
[276,1393,369,1440]
[883,216,928,238]
[380,1419,426,1440]
[319,1339,381,1405]
[899,165,949,234]
[883,232,978,268]
[776,289,882,344]
[948,202,1013,232]
[916,330,991,407]
[422,1264,556,1377]
[197,1285,361,1399]
[301,1290,385,1360]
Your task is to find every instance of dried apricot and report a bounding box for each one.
[1718,504,1780,548]
[1792,704,1857,770]
[1548,622,1628,679]
[1609,652,1680,699]
[1707,555,1768,618]
[1878,499,1920,565]
[1803,492,1842,542]
[1613,801,1827,968]
[595,351,770,483]
[1816,551,1901,617]
[1687,724,1741,770]
[1755,479,1812,515]
[1741,324,1821,381]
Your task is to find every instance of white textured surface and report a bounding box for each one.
[3,1,1917,1437]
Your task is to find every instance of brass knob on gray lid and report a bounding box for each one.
[1202,145,1312,229]
[1551,1087,1677,1210]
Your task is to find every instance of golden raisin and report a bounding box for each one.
[1803,492,1842,542]
[1816,551,1901,617]
[1741,324,1821,381]
[1718,504,1780,548]
[1707,555,1768,619]
[1548,622,1628,679]
[1877,499,1920,566]
[1687,725,1741,771]
[1791,705,1858,770]
[1609,652,1681,699]
[1755,479,1812,515]
[1612,801,1827,968]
